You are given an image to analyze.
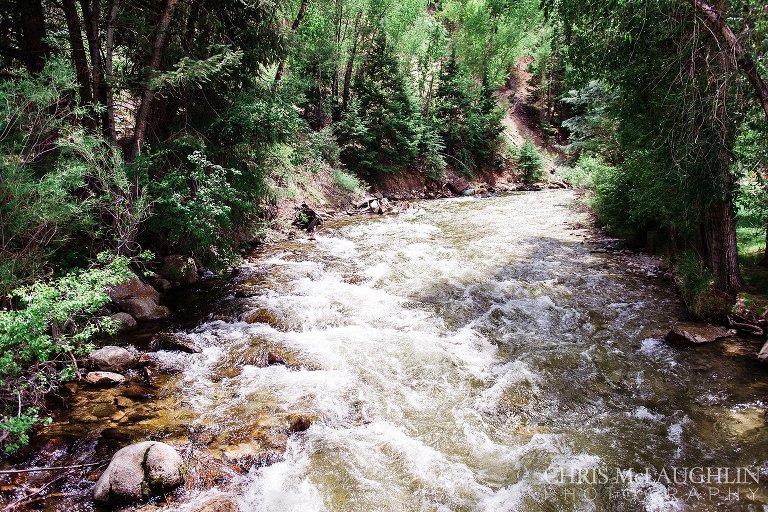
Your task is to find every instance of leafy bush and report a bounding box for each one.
[0,60,146,293]
[514,140,546,184]
[147,151,246,262]
[0,254,132,452]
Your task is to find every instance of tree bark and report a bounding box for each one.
[761,222,768,267]
[80,0,112,137]
[104,0,120,141]
[272,0,310,91]
[341,10,362,115]
[127,0,179,163]
[18,0,48,73]
[689,0,768,124]
[705,195,744,294]
[61,0,93,113]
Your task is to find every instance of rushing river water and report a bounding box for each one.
[11,190,768,511]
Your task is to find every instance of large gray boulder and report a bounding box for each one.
[90,346,137,372]
[108,275,170,321]
[93,441,184,503]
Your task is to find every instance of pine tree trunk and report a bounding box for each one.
[61,0,93,115]
[272,0,310,91]
[80,0,111,137]
[104,0,120,141]
[341,10,362,115]
[18,0,48,73]
[127,0,178,163]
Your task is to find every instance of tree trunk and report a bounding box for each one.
[760,223,768,267]
[61,0,93,114]
[127,0,178,163]
[341,10,362,115]
[80,0,111,137]
[18,0,48,73]
[272,0,310,91]
[689,0,768,124]
[104,0,120,141]
[705,196,743,294]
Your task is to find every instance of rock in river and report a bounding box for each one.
[90,346,137,372]
[108,274,171,321]
[664,322,734,347]
[93,441,184,503]
[150,332,203,353]
[85,371,126,386]
[161,254,198,286]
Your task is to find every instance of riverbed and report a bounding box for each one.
[9,190,768,511]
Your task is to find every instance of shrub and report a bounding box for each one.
[147,151,246,263]
[514,140,545,184]
[0,254,132,452]
[672,249,733,319]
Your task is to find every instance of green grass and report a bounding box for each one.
[737,225,768,296]
[332,170,364,193]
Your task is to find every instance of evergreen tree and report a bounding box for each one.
[341,30,420,176]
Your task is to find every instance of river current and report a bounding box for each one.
[21,190,768,511]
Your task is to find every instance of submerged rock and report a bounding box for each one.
[85,371,126,386]
[93,441,184,503]
[190,494,240,512]
[664,323,734,347]
[150,333,203,354]
[90,346,137,372]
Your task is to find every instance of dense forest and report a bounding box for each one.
[1,0,768,472]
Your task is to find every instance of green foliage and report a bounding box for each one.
[432,51,503,177]
[441,0,541,87]
[674,250,718,318]
[0,254,131,452]
[338,31,421,176]
[332,170,365,193]
[0,60,144,293]
[559,81,621,160]
[513,140,546,184]
[147,151,246,262]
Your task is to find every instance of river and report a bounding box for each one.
[11,190,768,511]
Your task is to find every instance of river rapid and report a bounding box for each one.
[14,190,768,511]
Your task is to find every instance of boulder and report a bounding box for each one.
[90,346,137,372]
[150,333,202,353]
[161,255,198,286]
[190,495,240,512]
[664,323,734,347]
[285,413,315,433]
[93,441,184,503]
[110,312,137,332]
[447,177,470,195]
[757,341,768,363]
[85,371,126,386]
[109,275,170,321]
